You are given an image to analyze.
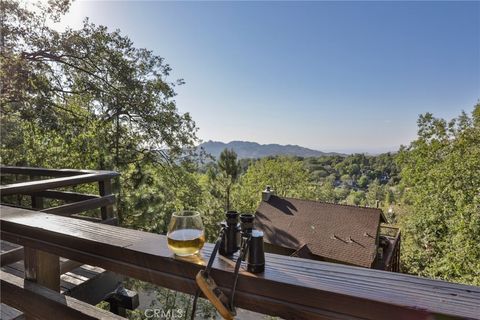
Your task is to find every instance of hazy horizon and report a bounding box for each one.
[53,1,479,153]
[199,139,399,155]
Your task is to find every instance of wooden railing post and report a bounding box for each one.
[30,175,43,210]
[24,192,60,291]
[24,247,60,292]
[99,179,114,220]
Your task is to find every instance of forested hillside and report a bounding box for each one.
[1,0,479,301]
[199,140,344,159]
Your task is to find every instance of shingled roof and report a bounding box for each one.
[255,195,387,267]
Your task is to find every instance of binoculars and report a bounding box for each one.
[219,211,265,273]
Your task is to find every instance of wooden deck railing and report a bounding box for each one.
[0,165,119,222]
[1,205,479,320]
[0,166,120,295]
[379,225,401,272]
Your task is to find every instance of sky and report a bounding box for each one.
[54,1,479,153]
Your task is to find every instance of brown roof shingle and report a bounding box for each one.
[255,195,385,267]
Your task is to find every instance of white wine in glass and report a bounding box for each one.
[167,210,205,256]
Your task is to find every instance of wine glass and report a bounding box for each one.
[167,210,205,256]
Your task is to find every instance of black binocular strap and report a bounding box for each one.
[229,235,250,311]
[190,231,250,319]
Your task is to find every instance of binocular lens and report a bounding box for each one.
[226,211,239,224]
[240,214,254,232]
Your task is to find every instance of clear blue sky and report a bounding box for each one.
[57,1,479,153]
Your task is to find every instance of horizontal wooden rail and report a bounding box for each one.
[1,270,125,320]
[1,247,24,267]
[1,215,118,273]
[0,173,118,196]
[1,245,82,275]
[0,166,117,177]
[1,206,479,320]
[25,190,100,202]
[41,195,116,216]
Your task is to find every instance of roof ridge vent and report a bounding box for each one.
[262,185,274,202]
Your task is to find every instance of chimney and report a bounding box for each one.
[262,186,274,202]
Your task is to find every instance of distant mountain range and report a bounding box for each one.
[199,140,346,160]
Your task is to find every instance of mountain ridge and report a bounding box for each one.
[199,140,346,160]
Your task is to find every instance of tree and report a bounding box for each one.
[366,179,384,207]
[0,2,221,317]
[1,0,197,170]
[1,0,199,226]
[316,176,336,202]
[397,105,480,285]
[217,148,240,211]
[357,175,369,189]
[233,157,314,213]
[346,190,366,206]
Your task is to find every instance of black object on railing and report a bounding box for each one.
[104,282,139,317]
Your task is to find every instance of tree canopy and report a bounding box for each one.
[397,105,480,285]
[1,0,197,171]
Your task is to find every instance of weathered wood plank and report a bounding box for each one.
[62,269,125,306]
[0,166,118,178]
[1,206,479,320]
[2,257,120,303]
[24,247,60,292]
[0,214,117,270]
[0,270,125,320]
[1,247,24,267]
[70,216,118,225]
[0,173,118,196]
[0,303,25,320]
[41,195,115,216]
[27,190,99,202]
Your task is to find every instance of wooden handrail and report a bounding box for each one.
[1,206,479,320]
[41,195,116,216]
[0,166,118,177]
[0,166,120,277]
[22,190,100,202]
[0,173,118,196]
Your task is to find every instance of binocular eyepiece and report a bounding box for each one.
[239,213,254,234]
[219,211,241,257]
[219,211,265,273]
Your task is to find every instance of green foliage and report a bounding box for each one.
[2,0,197,169]
[216,148,240,211]
[233,157,314,213]
[1,0,199,227]
[397,105,480,285]
[366,179,384,207]
[120,163,203,233]
[316,176,336,202]
[346,190,366,206]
